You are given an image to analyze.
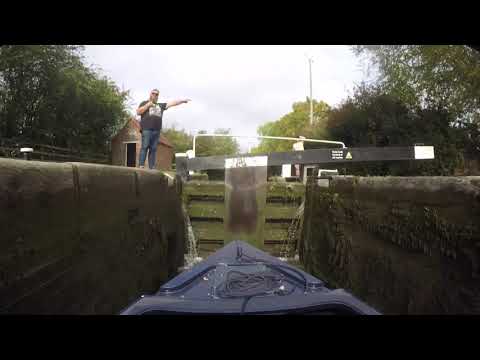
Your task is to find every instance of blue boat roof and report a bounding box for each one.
[120,241,381,315]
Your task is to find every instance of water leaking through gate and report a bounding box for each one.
[224,156,268,250]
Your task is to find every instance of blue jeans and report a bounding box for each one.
[139,129,160,169]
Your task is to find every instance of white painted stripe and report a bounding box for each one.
[162,172,174,186]
[414,146,435,159]
[282,164,291,177]
[225,156,268,169]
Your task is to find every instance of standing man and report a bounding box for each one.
[136,89,190,169]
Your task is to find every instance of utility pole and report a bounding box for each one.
[308,57,313,126]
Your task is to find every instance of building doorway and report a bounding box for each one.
[126,143,137,167]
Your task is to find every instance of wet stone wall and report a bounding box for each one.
[300,176,480,314]
[0,158,185,314]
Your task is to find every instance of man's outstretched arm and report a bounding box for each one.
[166,99,191,109]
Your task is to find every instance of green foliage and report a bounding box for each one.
[249,46,479,176]
[353,46,480,115]
[327,85,463,176]
[252,99,331,154]
[195,128,240,156]
[191,128,240,180]
[162,126,240,166]
[352,45,480,157]
[0,45,130,154]
[162,124,193,154]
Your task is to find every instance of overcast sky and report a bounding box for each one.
[83,45,370,151]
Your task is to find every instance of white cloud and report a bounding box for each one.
[83,45,367,151]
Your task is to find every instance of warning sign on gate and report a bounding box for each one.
[331,150,344,160]
[331,149,353,160]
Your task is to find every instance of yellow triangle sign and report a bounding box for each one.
[345,151,352,160]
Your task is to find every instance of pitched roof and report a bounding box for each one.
[114,118,174,148]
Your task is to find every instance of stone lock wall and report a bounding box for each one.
[301,176,480,314]
[0,158,185,314]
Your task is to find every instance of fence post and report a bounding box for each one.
[20,147,34,160]
[175,153,188,183]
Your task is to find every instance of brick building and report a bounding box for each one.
[111,118,174,170]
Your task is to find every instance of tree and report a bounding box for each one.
[352,45,480,156]
[252,99,331,154]
[195,128,240,156]
[327,85,463,176]
[162,124,193,154]
[0,45,130,154]
[162,126,240,157]
[191,128,240,180]
[352,46,480,115]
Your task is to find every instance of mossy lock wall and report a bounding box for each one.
[300,176,480,314]
[3,155,479,314]
[0,158,185,314]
